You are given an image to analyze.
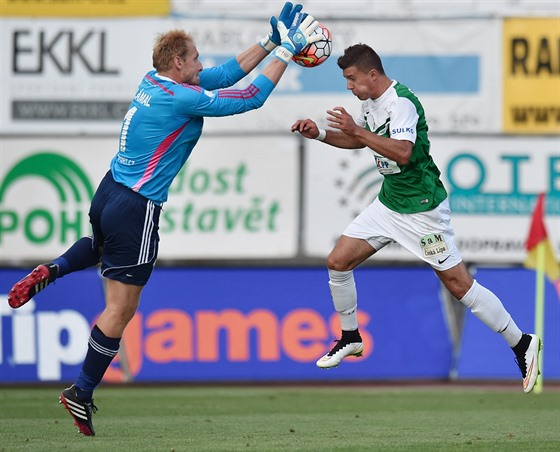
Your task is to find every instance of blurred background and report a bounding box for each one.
[0,0,558,385]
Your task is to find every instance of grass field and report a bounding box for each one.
[1,384,559,451]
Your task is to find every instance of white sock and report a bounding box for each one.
[328,269,359,331]
[459,280,522,347]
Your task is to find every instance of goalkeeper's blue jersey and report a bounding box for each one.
[110,58,275,204]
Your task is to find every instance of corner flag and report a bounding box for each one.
[523,193,559,393]
[524,193,560,286]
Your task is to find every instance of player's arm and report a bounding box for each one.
[198,40,276,91]
[235,44,269,75]
[179,74,276,117]
[183,13,321,117]
[291,118,364,149]
[352,128,413,164]
[200,2,302,90]
[327,106,413,164]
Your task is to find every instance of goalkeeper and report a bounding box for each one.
[7,2,320,437]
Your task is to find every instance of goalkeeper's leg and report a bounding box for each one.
[8,236,101,308]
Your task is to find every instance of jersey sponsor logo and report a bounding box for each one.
[374,155,401,175]
[420,233,449,257]
[391,127,415,135]
[116,155,135,166]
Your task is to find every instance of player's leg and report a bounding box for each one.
[74,280,144,400]
[7,237,101,308]
[327,235,375,334]
[6,173,113,310]
[53,236,102,277]
[435,264,541,393]
[317,198,393,368]
[435,262,521,342]
[316,235,375,368]
[394,198,522,346]
[60,279,143,436]
[59,171,160,435]
[411,199,541,393]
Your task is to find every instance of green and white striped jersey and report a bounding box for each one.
[356,80,447,213]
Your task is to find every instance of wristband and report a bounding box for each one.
[315,129,327,141]
[273,46,293,64]
[259,37,277,53]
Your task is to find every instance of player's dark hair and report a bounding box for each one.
[153,29,194,71]
[337,44,385,75]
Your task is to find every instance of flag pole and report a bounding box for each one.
[533,241,546,394]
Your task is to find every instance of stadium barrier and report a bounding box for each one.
[1,266,557,383]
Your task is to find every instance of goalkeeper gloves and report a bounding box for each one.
[259,2,303,52]
[273,13,321,64]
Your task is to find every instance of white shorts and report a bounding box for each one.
[343,197,463,271]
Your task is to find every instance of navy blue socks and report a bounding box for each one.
[53,237,101,278]
[75,325,120,402]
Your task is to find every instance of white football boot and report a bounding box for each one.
[316,340,364,368]
[514,333,542,393]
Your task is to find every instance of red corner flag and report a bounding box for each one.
[524,193,560,286]
[524,193,559,393]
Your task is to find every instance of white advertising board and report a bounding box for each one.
[1,17,499,135]
[171,0,559,19]
[303,136,560,264]
[0,136,299,262]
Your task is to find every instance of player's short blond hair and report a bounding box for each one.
[152,29,195,72]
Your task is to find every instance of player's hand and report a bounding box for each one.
[291,118,320,139]
[273,13,322,64]
[327,107,359,136]
[272,2,304,46]
[259,2,303,52]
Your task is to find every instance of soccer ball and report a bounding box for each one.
[292,23,332,68]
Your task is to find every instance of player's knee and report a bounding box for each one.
[327,253,352,272]
[443,276,474,300]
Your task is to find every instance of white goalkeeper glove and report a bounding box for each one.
[259,2,303,53]
[273,13,321,64]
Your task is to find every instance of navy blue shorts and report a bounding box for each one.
[89,171,161,286]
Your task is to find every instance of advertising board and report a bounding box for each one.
[303,135,560,263]
[2,266,557,383]
[503,18,560,134]
[1,18,500,134]
[0,0,170,17]
[0,136,299,261]
[0,266,451,382]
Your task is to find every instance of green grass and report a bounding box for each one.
[0,385,559,451]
